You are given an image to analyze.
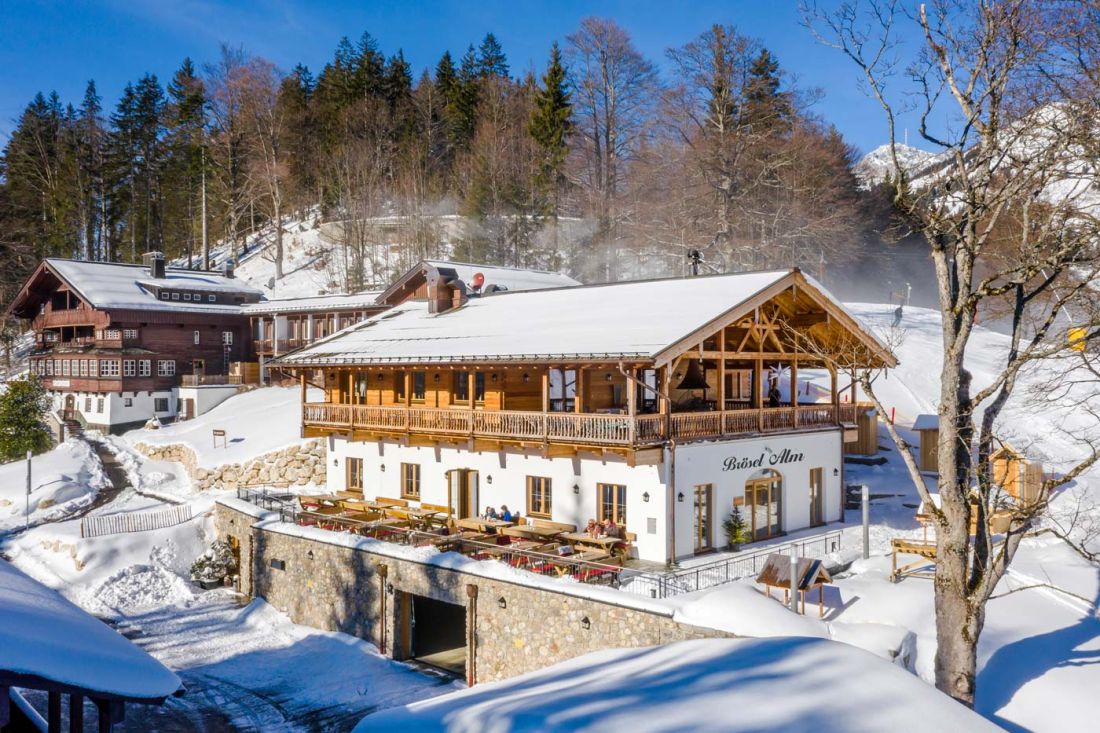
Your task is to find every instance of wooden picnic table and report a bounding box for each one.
[338,498,374,513]
[560,532,624,550]
[502,524,565,540]
[299,494,343,507]
[455,517,516,533]
[405,507,448,529]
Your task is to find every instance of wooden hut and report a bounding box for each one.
[843,404,879,456]
[992,445,1044,506]
[913,414,939,473]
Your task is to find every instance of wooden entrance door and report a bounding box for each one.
[745,471,783,540]
[446,469,479,519]
[693,484,713,553]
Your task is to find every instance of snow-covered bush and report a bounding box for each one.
[189,540,237,587]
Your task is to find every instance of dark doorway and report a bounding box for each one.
[408,594,466,676]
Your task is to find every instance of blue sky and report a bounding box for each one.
[0,0,931,153]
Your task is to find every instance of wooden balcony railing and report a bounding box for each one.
[302,402,874,448]
[180,374,244,386]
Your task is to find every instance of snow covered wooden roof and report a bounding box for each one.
[241,292,385,315]
[7,258,264,317]
[0,559,182,702]
[276,269,895,367]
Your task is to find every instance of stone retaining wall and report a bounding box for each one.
[135,439,326,491]
[215,501,733,684]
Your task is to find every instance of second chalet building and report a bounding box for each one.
[275,269,894,564]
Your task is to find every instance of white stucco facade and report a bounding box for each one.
[327,427,844,564]
[51,389,178,432]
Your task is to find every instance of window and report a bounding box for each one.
[157,360,176,377]
[154,397,169,412]
[100,360,120,377]
[412,371,426,401]
[222,331,233,345]
[526,476,552,518]
[88,360,97,377]
[453,371,469,403]
[598,483,627,526]
[79,359,88,377]
[194,330,201,345]
[160,292,170,300]
[84,397,91,412]
[124,397,133,407]
[103,329,120,340]
[193,293,201,301]
[171,292,180,300]
[62,360,71,377]
[395,371,406,400]
[123,328,138,339]
[475,372,485,402]
[46,360,54,376]
[123,360,135,377]
[139,360,151,377]
[183,293,192,301]
[96,398,104,413]
[346,458,364,492]
[207,294,216,303]
[401,463,421,500]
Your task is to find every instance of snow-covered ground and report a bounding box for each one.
[0,439,105,532]
[121,386,322,470]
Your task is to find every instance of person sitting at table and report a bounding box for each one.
[483,506,498,520]
[584,518,599,538]
[499,505,513,522]
[600,518,622,539]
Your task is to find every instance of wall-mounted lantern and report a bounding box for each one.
[642,491,650,503]
[573,484,580,495]
[581,616,591,630]
[833,468,840,477]
[498,597,507,609]
[677,492,685,503]
[486,474,493,484]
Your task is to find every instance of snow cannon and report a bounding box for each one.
[471,272,485,292]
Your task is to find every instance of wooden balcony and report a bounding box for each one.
[180,374,244,387]
[302,401,866,448]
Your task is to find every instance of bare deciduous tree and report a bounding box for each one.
[807,0,1100,706]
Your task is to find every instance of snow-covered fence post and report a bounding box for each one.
[24,450,31,531]
[789,553,799,613]
[861,484,870,560]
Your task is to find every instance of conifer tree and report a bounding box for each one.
[0,375,52,462]
[476,33,509,79]
[528,43,572,215]
[165,59,207,267]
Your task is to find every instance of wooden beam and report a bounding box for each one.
[541,370,550,413]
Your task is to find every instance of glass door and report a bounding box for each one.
[694,484,713,552]
[446,469,479,519]
[809,467,824,526]
[745,472,783,540]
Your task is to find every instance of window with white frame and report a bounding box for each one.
[123,328,138,339]
[62,360,71,376]
[97,398,104,413]
[160,292,170,300]
[183,293,192,301]
[157,360,175,377]
[222,331,233,345]
[123,360,136,377]
[89,359,97,377]
[207,294,216,302]
[193,330,200,345]
[100,360,120,377]
[124,397,132,407]
[103,329,120,340]
[46,360,54,376]
[84,397,91,412]
[79,359,88,377]
[171,292,179,300]
[139,360,151,377]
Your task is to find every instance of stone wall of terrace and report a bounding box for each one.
[215,501,733,684]
[135,439,326,491]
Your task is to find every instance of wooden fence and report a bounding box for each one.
[80,504,193,538]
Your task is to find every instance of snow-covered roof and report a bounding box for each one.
[913,414,939,431]
[44,259,262,314]
[421,259,580,292]
[241,292,384,315]
[355,637,1000,732]
[276,269,893,367]
[0,559,181,701]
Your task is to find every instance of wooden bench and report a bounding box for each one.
[373,496,409,507]
[530,519,577,534]
[420,502,451,514]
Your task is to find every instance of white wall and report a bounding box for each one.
[178,385,240,417]
[671,429,843,559]
[50,389,178,429]
[329,437,669,562]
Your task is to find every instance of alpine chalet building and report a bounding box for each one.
[275,268,894,564]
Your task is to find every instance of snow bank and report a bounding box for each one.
[0,440,105,531]
[0,558,181,700]
[122,386,320,469]
[670,580,830,639]
[356,636,998,733]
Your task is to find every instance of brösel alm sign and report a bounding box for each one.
[722,447,805,471]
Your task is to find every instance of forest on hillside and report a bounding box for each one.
[0,18,897,299]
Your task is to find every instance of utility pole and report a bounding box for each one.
[25,450,32,531]
[201,145,209,270]
[862,484,871,560]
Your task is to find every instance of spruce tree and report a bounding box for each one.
[0,376,52,462]
[165,59,206,267]
[743,49,791,134]
[529,43,572,211]
[476,33,509,79]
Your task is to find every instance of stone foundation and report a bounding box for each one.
[216,501,733,684]
[135,439,326,491]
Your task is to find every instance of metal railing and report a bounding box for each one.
[234,488,842,599]
[620,530,844,599]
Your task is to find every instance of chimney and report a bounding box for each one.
[426,272,467,314]
[222,259,235,279]
[142,251,166,279]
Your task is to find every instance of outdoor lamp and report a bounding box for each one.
[573,484,580,495]
[486,475,492,484]
[605,373,612,381]
[332,458,338,466]
[581,616,591,630]
[642,491,650,503]
[433,373,440,383]
[522,373,530,383]
[833,468,840,477]
[498,597,507,609]
[307,550,314,561]
[677,492,685,502]
[376,373,384,381]
[379,464,386,472]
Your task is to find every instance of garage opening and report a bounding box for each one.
[407,594,466,676]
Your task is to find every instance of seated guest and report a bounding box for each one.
[483,506,498,520]
[584,519,600,538]
[600,518,622,539]
[499,505,513,522]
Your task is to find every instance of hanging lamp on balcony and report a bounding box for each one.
[676,359,710,391]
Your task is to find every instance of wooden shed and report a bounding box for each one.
[913,414,939,473]
[992,445,1044,506]
[843,404,879,456]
